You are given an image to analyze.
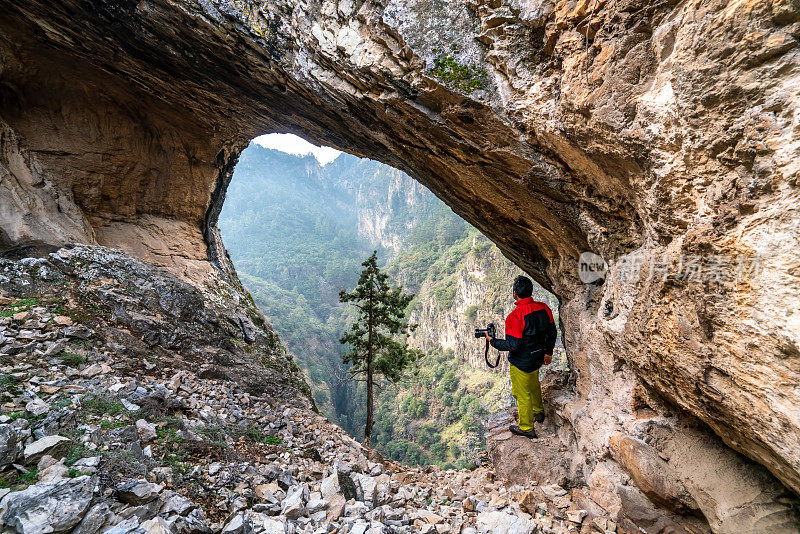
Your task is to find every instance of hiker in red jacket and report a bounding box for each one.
[486,275,557,438]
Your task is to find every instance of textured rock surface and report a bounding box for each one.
[0,476,94,534]
[1,0,799,532]
[0,245,308,401]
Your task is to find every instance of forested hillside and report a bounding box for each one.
[219,143,561,468]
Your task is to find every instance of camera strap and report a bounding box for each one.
[485,339,501,368]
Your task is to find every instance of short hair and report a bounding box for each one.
[513,275,533,299]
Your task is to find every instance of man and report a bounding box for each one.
[486,275,557,438]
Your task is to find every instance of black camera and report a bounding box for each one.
[474,323,496,339]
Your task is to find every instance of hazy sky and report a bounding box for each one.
[253,133,342,165]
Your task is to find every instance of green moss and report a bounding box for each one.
[428,52,487,93]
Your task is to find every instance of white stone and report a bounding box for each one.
[79,363,106,377]
[140,517,172,534]
[540,484,567,500]
[24,435,70,462]
[136,419,157,442]
[115,479,163,505]
[567,509,587,523]
[476,510,537,534]
[248,512,285,534]
[73,456,100,468]
[306,497,328,514]
[281,485,307,519]
[25,397,50,416]
[417,509,444,524]
[221,513,244,534]
[120,398,140,411]
[39,462,69,482]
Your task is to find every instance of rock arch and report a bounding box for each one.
[1,0,799,530]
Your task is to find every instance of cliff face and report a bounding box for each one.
[1,0,800,532]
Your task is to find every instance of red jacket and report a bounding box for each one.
[490,297,557,372]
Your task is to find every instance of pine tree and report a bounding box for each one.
[339,251,420,446]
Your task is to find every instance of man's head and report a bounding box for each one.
[513,275,533,300]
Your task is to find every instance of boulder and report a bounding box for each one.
[475,510,537,534]
[23,435,70,463]
[135,419,157,442]
[101,517,140,534]
[566,509,588,524]
[609,433,699,513]
[115,479,163,505]
[416,510,444,524]
[72,502,113,534]
[306,498,328,514]
[79,363,109,378]
[280,485,307,519]
[254,484,279,504]
[161,491,197,516]
[484,410,569,487]
[24,398,50,417]
[0,475,94,534]
[320,469,359,501]
[247,512,285,534]
[39,461,69,483]
[326,495,346,521]
[63,325,93,339]
[12,311,30,322]
[220,513,244,534]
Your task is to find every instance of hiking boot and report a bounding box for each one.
[509,425,537,439]
[534,411,545,423]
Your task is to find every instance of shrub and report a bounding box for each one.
[464,305,478,321]
[428,54,487,93]
[56,352,86,367]
[433,279,457,309]
[400,396,428,418]
[81,395,125,417]
[263,435,282,445]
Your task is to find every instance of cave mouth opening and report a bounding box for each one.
[215,132,564,467]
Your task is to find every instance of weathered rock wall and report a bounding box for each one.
[1,0,799,531]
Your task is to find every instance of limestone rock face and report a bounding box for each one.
[1,0,799,532]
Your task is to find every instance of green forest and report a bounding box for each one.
[219,143,559,468]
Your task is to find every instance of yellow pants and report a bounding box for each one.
[510,364,543,432]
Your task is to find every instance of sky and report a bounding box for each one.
[253,133,342,165]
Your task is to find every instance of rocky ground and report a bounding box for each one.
[0,246,622,534]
